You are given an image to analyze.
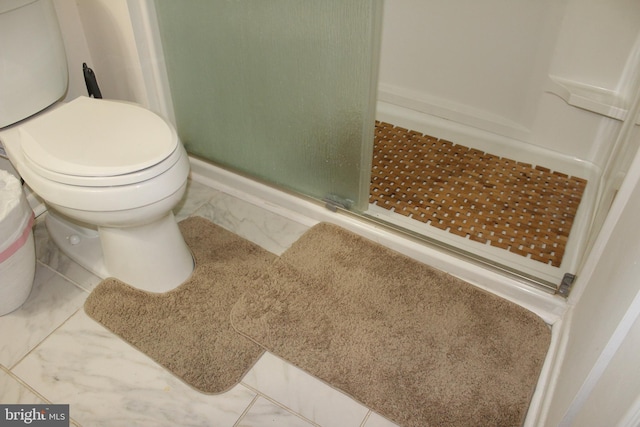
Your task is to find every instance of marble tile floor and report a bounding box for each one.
[0,178,400,427]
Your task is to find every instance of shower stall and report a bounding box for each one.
[135,0,640,296]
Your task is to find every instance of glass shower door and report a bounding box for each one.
[154,1,382,211]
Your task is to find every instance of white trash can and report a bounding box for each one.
[0,169,36,316]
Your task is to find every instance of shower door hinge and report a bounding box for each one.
[556,273,576,297]
[323,194,354,212]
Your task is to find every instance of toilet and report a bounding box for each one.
[0,0,194,292]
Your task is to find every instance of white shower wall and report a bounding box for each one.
[378,0,640,167]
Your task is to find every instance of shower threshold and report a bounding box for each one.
[189,155,568,320]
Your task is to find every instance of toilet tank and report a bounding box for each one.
[0,0,68,128]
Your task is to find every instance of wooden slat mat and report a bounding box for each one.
[369,121,588,267]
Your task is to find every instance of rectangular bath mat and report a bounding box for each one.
[231,222,551,427]
[84,216,275,393]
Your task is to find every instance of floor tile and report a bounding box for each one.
[174,180,221,222]
[0,263,86,368]
[190,192,310,255]
[236,396,316,427]
[363,412,401,427]
[12,311,256,427]
[241,352,369,427]
[0,366,47,404]
[174,178,310,255]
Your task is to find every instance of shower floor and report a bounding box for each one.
[369,121,588,268]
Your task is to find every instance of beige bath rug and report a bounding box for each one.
[231,223,551,427]
[84,216,275,393]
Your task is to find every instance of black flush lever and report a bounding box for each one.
[82,63,103,99]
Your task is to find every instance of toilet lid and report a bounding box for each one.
[19,97,179,183]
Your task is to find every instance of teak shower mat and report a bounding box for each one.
[370,120,588,267]
[85,217,551,426]
[84,216,274,393]
[231,222,551,427]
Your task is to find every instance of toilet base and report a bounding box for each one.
[45,211,194,292]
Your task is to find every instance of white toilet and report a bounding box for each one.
[0,0,194,292]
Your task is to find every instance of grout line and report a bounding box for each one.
[239,381,322,427]
[232,394,259,427]
[8,306,84,371]
[9,261,89,370]
[359,410,372,427]
[2,361,52,404]
[2,364,84,427]
[36,259,94,294]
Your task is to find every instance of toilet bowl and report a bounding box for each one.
[0,97,194,292]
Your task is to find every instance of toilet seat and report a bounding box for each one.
[18,96,179,186]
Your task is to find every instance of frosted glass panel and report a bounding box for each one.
[155,1,381,209]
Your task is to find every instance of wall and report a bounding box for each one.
[378,0,640,166]
[379,0,561,134]
[51,0,93,101]
[53,0,146,105]
[541,144,640,426]
[549,0,640,91]
[571,313,640,426]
